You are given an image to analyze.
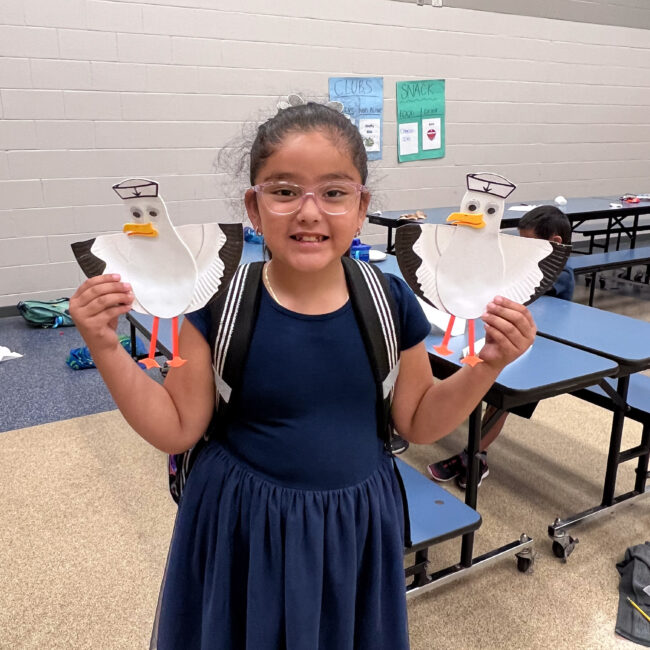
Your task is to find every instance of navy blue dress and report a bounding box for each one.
[152,273,430,650]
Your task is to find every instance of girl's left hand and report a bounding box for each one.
[479,296,536,371]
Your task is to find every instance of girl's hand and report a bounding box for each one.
[479,296,536,372]
[69,274,134,353]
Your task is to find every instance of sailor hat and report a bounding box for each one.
[112,178,159,200]
[466,173,516,199]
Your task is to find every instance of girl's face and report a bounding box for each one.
[245,130,370,275]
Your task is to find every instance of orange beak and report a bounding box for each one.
[446,212,485,229]
[123,222,158,237]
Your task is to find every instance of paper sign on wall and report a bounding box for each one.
[396,79,445,162]
[329,77,384,161]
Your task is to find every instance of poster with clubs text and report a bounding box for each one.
[396,79,445,163]
[329,77,383,161]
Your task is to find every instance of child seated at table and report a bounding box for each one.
[429,205,574,489]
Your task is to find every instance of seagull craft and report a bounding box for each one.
[395,173,570,367]
[72,178,243,368]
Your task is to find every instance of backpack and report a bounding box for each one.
[17,298,75,328]
[168,258,408,530]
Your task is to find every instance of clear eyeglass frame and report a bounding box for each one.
[252,180,367,216]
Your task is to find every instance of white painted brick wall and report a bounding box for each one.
[0,25,59,58]
[1,0,649,307]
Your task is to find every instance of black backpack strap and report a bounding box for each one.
[342,256,401,445]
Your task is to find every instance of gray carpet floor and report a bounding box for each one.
[0,315,158,433]
[1,279,649,649]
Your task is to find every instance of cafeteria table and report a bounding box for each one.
[369,195,650,254]
[529,296,650,559]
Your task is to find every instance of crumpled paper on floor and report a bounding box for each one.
[0,346,23,362]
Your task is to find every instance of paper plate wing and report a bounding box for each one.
[395,223,454,313]
[499,235,571,305]
[71,236,147,313]
[178,223,243,313]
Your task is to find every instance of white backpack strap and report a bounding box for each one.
[212,263,250,407]
[350,258,400,398]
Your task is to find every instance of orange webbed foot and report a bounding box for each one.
[460,354,483,367]
[139,358,161,369]
[167,356,187,368]
[434,344,453,356]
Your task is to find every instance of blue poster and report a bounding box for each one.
[329,77,383,161]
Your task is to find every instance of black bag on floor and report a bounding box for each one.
[17,298,74,328]
[616,541,650,647]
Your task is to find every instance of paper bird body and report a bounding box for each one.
[396,173,570,366]
[72,178,243,368]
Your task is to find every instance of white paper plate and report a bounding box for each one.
[369,249,387,262]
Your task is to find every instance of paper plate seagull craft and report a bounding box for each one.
[395,173,571,367]
[71,179,243,369]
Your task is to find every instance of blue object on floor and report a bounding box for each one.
[66,335,147,369]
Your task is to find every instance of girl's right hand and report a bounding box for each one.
[69,274,134,353]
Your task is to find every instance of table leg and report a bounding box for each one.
[601,375,630,506]
[634,422,650,494]
[387,226,395,254]
[460,403,482,567]
[130,322,137,360]
[588,271,597,306]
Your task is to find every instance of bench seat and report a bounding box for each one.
[566,246,650,276]
[396,457,481,553]
[574,373,650,424]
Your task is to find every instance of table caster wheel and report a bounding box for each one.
[517,555,534,573]
[515,534,535,573]
[552,535,579,562]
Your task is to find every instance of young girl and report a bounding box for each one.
[70,102,536,650]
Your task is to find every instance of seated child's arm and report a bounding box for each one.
[392,296,536,444]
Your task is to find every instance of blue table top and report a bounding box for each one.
[424,317,617,409]
[529,296,650,371]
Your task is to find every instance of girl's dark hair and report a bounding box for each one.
[249,102,368,185]
[518,205,571,245]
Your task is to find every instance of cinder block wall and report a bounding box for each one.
[1,0,649,306]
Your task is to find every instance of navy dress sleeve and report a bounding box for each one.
[385,273,431,350]
[184,306,210,340]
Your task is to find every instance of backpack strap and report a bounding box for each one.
[168,262,264,503]
[211,262,264,417]
[342,257,412,545]
[342,256,401,445]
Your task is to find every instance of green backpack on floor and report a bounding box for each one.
[17,298,75,329]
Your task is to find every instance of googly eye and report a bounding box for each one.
[131,209,142,219]
[486,204,498,216]
[148,210,158,218]
[467,202,479,212]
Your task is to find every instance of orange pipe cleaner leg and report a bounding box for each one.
[434,314,455,356]
[140,316,161,369]
[167,316,187,368]
[461,319,483,367]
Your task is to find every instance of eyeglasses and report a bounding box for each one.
[252,181,367,216]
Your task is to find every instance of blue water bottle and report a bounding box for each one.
[350,237,370,262]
